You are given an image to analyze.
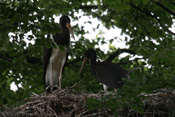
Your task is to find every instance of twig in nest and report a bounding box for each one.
[47,105,58,117]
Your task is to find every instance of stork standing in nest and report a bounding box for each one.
[79,49,129,92]
[43,15,75,92]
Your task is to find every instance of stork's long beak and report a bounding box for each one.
[66,23,75,40]
[79,57,88,75]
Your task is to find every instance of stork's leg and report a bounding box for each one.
[45,85,52,95]
[112,89,118,96]
[45,86,49,95]
[52,85,59,91]
[58,63,64,89]
[51,63,54,92]
[103,84,108,92]
[114,89,118,93]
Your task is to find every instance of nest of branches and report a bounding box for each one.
[0,88,175,117]
[0,88,112,117]
[123,89,175,117]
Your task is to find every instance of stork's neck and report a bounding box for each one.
[90,58,97,73]
[60,26,70,45]
[61,26,70,36]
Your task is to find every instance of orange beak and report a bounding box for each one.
[66,23,75,40]
[79,57,88,75]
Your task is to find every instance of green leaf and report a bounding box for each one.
[86,98,103,110]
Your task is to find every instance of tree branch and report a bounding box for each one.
[26,0,29,5]
[105,49,136,62]
[169,0,175,6]
[78,5,98,10]
[0,53,13,62]
[66,57,81,66]
[66,49,136,66]
[79,2,175,17]
[25,56,42,64]
[0,51,42,65]
[117,57,144,65]
[154,1,175,16]
[130,2,175,35]
[0,3,9,5]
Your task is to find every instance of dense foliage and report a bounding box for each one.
[0,0,175,114]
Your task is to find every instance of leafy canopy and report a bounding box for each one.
[0,0,175,113]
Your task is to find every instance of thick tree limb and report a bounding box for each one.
[66,49,136,66]
[25,56,42,64]
[0,48,136,67]
[117,57,144,65]
[0,53,13,62]
[0,52,41,65]
[154,1,175,16]
[23,49,42,64]
[105,49,136,62]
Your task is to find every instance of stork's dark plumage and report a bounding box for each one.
[79,49,129,91]
[43,15,75,92]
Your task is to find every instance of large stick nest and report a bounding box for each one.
[0,88,112,117]
[0,88,175,117]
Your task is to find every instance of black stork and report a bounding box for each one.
[79,49,129,91]
[43,15,75,92]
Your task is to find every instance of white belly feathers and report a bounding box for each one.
[45,48,67,87]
